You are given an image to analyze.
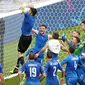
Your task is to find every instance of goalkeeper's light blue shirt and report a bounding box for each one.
[44,60,63,82]
[0,64,3,73]
[61,54,79,77]
[34,32,48,52]
[21,61,44,82]
[21,12,35,36]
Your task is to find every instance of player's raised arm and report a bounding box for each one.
[60,41,69,53]
[20,4,36,15]
[32,28,39,34]
[48,34,52,39]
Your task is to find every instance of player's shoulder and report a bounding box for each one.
[46,60,53,65]
[34,61,41,66]
[23,61,29,65]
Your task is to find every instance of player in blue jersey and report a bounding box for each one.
[76,20,85,85]
[61,46,79,85]
[18,52,44,85]
[61,33,85,85]
[35,32,61,60]
[62,30,80,46]
[42,50,64,85]
[0,64,5,85]
[26,24,52,64]
[13,6,37,73]
[77,48,85,85]
[62,36,81,53]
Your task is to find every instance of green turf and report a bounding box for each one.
[4,25,82,85]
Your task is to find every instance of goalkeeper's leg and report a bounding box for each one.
[13,52,24,73]
[12,35,32,73]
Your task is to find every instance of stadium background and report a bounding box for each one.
[4,0,85,43]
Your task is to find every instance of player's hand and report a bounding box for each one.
[35,53,39,58]
[60,78,64,85]
[20,82,24,85]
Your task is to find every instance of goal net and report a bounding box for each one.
[0,0,85,78]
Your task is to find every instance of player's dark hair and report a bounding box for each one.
[47,50,53,58]
[40,24,47,29]
[52,32,59,39]
[30,7,37,16]
[29,52,35,60]
[69,46,75,53]
[74,36,80,43]
[82,20,85,24]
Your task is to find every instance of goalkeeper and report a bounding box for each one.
[13,5,37,73]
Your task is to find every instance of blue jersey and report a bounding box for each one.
[78,48,85,71]
[44,60,62,85]
[61,54,79,77]
[21,12,35,35]
[0,64,3,73]
[34,32,48,51]
[21,61,44,82]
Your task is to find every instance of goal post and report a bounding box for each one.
[0,18,5,66]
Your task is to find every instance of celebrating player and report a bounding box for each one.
[42,50,64,85]
[18,52,44,85]
[13,6,37,73]
[76,20,85,85]
[61,46,79,85]
[35,33,60,60]
[26,24,52,64]
[35,32,61,60]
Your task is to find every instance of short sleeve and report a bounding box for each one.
[61,56,70,66]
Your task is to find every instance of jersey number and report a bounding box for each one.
[53,66,56,76]
[30,67,36,77]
